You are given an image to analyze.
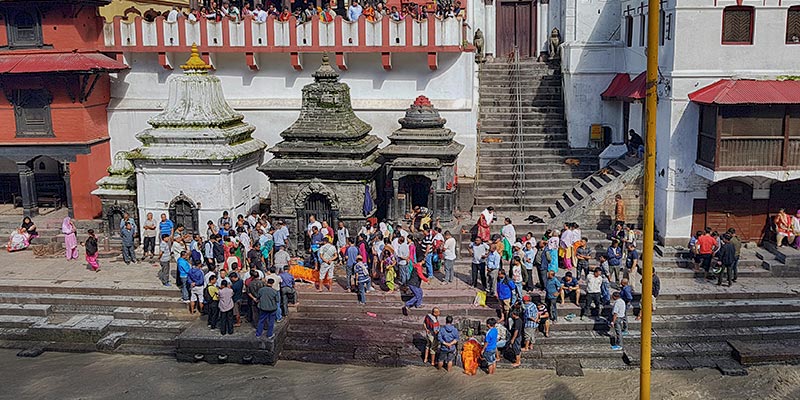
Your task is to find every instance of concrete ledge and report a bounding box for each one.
[176,319,288,365]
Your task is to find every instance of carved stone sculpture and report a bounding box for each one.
[473,29,485,64]
[548,27,562,60]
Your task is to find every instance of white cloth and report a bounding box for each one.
[792,216,800,234]
[501,224,516,243]
[395,242,410,265]
[561,229,576,247]
[167,9,179,22]
[256,9,268,23]
[307,221,322,236]
[443,237,457,261]
[481,209,494,225]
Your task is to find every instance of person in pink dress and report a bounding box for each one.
[62,217,79,260]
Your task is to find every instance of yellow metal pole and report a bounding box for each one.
[640,0,660,398]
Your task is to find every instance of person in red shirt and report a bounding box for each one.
[696,229,717,279]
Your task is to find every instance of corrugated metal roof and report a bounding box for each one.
[689,79,800,105]
[0,52,128,74]
[601,71,646,101]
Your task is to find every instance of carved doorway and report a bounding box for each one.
[169,194,199,233]
[497,0,537,58]
[399,175,432,215]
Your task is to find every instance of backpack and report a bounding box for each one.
[213,241,225,263]
[203,285,212,303]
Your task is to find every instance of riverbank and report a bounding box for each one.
[3,350,800,399]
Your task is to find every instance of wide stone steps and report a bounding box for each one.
[477,139,571,149]
[476,147,585,157]
[477,171,595,183]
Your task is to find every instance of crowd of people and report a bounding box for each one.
[153,0,467,27]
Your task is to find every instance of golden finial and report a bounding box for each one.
[181,43,211,73]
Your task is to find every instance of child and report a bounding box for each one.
[355,256,370,304]
[510,257,524,303]
[204,275,220,329]
[85,229,100,272]
[218,280,234,335]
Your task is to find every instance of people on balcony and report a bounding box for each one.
[348,0,364,21]
[320,4,336,22]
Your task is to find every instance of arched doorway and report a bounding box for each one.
[0,157,19,205]
[399,175,432,212]
[32,156,67,210]
[302,193,335,227]
[769,179,800,214]
[108,208,125,236]
[168,194,198,233]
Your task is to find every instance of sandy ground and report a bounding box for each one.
[3,350,800,400]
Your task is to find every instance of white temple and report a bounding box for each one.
[128,45,268,232]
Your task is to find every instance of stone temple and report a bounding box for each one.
[259,54,381,246]
[379,96,464,223]
[127,45,267,233]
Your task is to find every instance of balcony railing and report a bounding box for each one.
[102,15,470,70]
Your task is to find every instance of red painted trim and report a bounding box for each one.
[221,18,230,47]
[244,16,254,47]
[246,52,259,70]
[335,52,347,70]
[158,52,172,70]
[267,16,276,47]
[357,16,367,46]
[721,6,755,45]
[382,51,392,70]
[134,16,144,49]
[427,51,437,70]
[155,16,166,47]
[113,16,123,47]
[291,52,302,70]
[381,17,391,46]
[334,16,344,47]
[427,16,435,47]
[405,17,413,46]
[177,16,187,47]
[311,18,319,47]
[115,53,126,65]
[289,17,298,47]
[199,16,209,48]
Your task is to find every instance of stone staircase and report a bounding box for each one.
[0,284,190,356]
[475,59,599,215]
[547,157,644,230]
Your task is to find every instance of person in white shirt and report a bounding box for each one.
[336,221,349,249]
[255,4,269,23]
[501,218,516,243]
[166,6,180,23]
[442,231,458,284]
[307,215,322,238]
[610,291,626,350]
[394,236,411,284]
[188,10,198,22]
[582,267,604,321]
[246,211,258,230]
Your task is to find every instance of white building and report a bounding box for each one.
[128,46,267,232]
[559,0,800,245]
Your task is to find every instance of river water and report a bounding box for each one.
[2,349,799,400]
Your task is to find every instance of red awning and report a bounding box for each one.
[601,73,631,100]
[689,79,800,105]
[0,52,128,74]
[601,71,646,101]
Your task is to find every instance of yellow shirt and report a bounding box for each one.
[207,285,219,301]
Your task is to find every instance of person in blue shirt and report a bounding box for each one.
[522,241,536,290]
[482,317,499,374]
[158,213,174,239]
[347,0,363,21]
[545,270,562,321]
[485,244,501,297]
[560,272,580,306]
[607,239,623,283]
[345,237,360,292]
[187,262,205,314]
[496,269,515,323]
[620,277,634,331]
[177,251,192,303]
[436,315,459,372]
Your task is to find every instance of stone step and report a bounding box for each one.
[0,327,29,341]
[0,284,178,298]
[477,148,583,157]
[479,132,569,141]
[480,106,564,115]
[480,125,568,133]
[295,303,497,318]
[0,303,52,317]
[0,315,47,329]
[122,331,179,347]
[112,306,197,321]
[108,318,189,334]
[114,343,177,357]
[729,339,800,365]
[0,292,185,311]
[478,140,570,149]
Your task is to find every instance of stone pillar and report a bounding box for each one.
[16,162,38,217]
[392,178,400,222]
[537,1,549,56]
[62,162,74,218]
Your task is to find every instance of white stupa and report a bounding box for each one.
[128,45,268,233]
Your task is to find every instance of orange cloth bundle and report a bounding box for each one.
[462,338,482,375]
[289,264,332,285]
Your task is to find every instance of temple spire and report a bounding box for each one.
[180,43,211,74]
[312,52,339,82]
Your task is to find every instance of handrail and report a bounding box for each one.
[511,46,526,211]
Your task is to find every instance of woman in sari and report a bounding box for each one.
[547,232,559,273]
[383,248,397,292]
[21,217,38,243]
[6,228,30,252]
[476,207,493,242]
[62,217,79,260]
[776,208,794,247]
[363,4,377,22]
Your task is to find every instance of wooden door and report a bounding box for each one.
[496,0,536,58]
[706,180,762,241]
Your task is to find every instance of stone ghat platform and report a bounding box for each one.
[175,319,288,365]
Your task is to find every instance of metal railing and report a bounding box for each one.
[511,46,527,210]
